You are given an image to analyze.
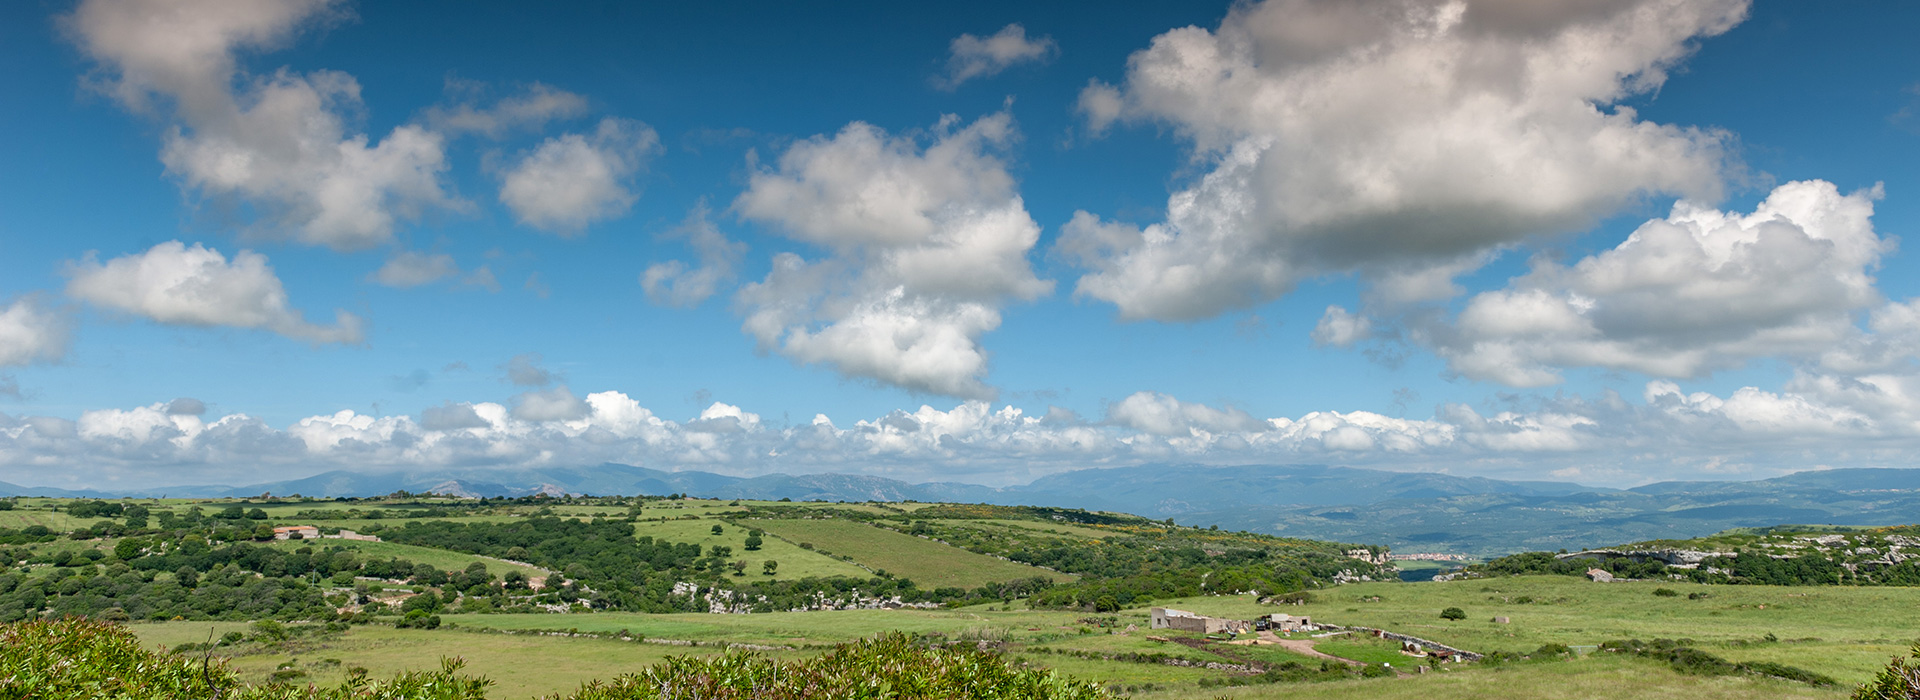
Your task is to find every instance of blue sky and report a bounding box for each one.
[2,0,1919,490]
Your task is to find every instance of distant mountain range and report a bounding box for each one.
[7,463,1919,556]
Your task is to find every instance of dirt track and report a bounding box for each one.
[1258,631,1364,666]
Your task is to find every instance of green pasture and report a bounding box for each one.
[0,508,110,531]
[1189,654,1842,700]
[629,518,870,580]
[749,518,1075,589]
[440,607,1103,647]
[939,518,1115,540]
[129,621,806,699]
[263,539,549,579]
[1143,576,1920,685]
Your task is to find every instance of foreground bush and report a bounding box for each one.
[559,633,1108,700]
[1854,643,1920,700]
[0,617,491,699]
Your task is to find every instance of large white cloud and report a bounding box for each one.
[499,117,659,234]
[1415,180,1887,386]
[1067,0,1743,320]
[733,112,1051,398]
[0,298,69,367]
[66,0,460,250]
[1106,391,1267,436]
[65,241,362,344]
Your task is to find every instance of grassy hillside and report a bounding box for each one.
[263,539,549,579]
[1151,576,1917,685]
[749,518,1075,589]
[628,518,870,580]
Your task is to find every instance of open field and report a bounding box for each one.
[1143,575,1920,685]
[749,518,1075,588]
[0,509,110,531]
[263,539,549,579]
[440,607,1104,647]
[125,599,1871,699]
[129,622,807,699]
[1191,654,1842,700]
[628,518,870,580]
[940,518,1116,540]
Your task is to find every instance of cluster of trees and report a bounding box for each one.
[1474,550,1920,587]
[382,517,947,612]
[0,525,539,622]
[990,533,1380,610]
[0,561,336,622]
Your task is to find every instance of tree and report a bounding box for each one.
[731,560,748,576]
[763,560,778,576]
[1440,607,1467,621]
[711,524,725,536]
[113,538,143,560]
[1094,595,1120,613]
[744,534,763,551]
[218,505,245,520]
[245,508,269,520]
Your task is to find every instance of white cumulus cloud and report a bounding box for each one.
[499,117,659,234]
[65,241,362,344]
[733,112,1051,399]
[1106,392,1268,436]
[1067,0,1743,320]
[0,298,70,367]
[66,0,460,250]
[1424,180,1888,386]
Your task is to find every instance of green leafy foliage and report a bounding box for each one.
[557,633,1108,700]
[1853,643,1920,700]
[0,617,493,699]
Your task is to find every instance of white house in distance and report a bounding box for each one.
[1150,607,1250,634]
[272,525,320,540]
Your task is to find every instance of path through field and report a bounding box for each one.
[1260,631,1362,666]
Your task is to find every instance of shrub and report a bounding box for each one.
[1653,588,1680,597]
[3,617,497,698]
[1854,643,1920,699]
[1440,607,1467,620]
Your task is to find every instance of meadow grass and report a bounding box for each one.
[1140,575,1920,684]
[749,518,1074,589]
[938,518,1116,540]
[1184,654,1846,700]
[628,518,870,580]
[1313,637,1412,666]
[263,538,549,579]
[131,621,804,699]
[440,607,1105,646]
[0,508,109,531]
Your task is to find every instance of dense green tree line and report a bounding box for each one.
[1473,550,1920,586]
